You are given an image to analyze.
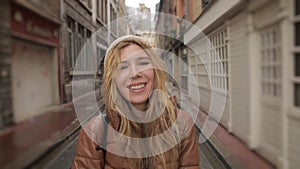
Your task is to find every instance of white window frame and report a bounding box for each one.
[191,49,210,89]
[260,23,282,105]
[188,24,229,94]
[208,25,229,93]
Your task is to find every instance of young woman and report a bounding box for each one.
[72,35,200,169]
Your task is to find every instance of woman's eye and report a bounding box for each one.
[119,65,128,70]
[139,61,150,66]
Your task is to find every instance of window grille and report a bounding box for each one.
[260,24,282,99]
[188,26,229,91]
[209,27,229,91]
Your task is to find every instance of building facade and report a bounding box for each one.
[157,0,300,168]
[62,0,131,102]
[0,0,132,128]
[126,3,152,35]
[155,0,203,89]
[0,0,61,127]
[62,0,95,102]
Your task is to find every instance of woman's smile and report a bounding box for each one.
[128,83,146,91]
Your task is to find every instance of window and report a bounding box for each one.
[77,24,85,70]
[294,0,300,107]
[296,0,300,15]
[78,24,84,50]
[86,29,92,71]
[97,0,101,18]
[188,39,210,89]
[295,83,300,107]
[188,26,229,91]
[66,16,94,72]
[87,30,91,38]
[209,27,229,90]
[110,4,117,35]
[80,0,92,9]
[202,0,211,9]
[87,0,92,8]
[97,0,105,21]
[181,49,188,75]
[66,16,75,70]
[100,0,108,23]
[295,22,300,46]
[260,24,282,99]
[96,40,107,75]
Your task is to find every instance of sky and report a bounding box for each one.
[125,0,160,13]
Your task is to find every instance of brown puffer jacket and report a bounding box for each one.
[71,109,200,169]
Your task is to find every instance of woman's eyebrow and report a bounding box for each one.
[137,56,150,60]
[120,56,150,63]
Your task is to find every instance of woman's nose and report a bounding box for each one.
[129,65,141,78]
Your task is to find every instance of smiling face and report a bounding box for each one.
[114,44,155,111]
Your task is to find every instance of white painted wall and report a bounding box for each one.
[228,11,251,143]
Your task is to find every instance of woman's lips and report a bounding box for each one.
[128,83,146,92]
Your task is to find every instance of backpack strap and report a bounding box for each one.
[94,113,109,159]
[102,114,109,158]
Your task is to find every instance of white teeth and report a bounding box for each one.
[130,84,145,90]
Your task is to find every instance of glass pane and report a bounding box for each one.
[262,52,266,63]
[261,82,264,94]
[295,53,300,76]
[296,0,300,15]
[273,29,277,44]
[279,67,282,79]
[274,49,278,62]
[270,83,274,96]
[277,84,282,97]
[295,83,300,107]
[268,66,272,78]
[67,34,71,67]
[296,22,300,46]
[270,49,274,62]
[274,84,278,97]
[273,66,277,79]
[274,66,281,79]
[262,67,266,78]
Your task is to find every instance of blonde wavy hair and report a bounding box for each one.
[102,36,178,169]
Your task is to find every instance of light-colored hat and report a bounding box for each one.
[104,35,152,69]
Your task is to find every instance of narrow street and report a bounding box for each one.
[0,0,298,168]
